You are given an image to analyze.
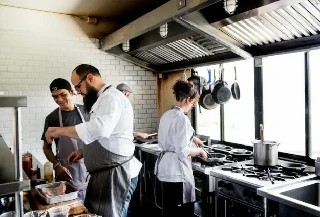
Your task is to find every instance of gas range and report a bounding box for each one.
[210,159,314,189]
[210,159,315,217]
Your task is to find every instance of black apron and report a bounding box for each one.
[57,106,88,202]
[82,85,133,217]
[83,141,133,217]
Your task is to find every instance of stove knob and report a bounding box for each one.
[243,189,253,200]
[218,180,226,188]
[225,183,234,191]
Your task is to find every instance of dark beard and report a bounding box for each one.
[83,85,99,113]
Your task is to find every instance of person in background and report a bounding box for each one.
[116,83,155,140]
[41,78,88,203]
[45,64,141,217]
[154,80,207,217]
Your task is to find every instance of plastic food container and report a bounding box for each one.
[48,205,70,217]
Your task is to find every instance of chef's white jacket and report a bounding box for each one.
[75,85,141,178]
[156,107,195,182]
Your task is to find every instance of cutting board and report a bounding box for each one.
[29,188,87,215]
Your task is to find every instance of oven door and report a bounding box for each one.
[215,194,264,217]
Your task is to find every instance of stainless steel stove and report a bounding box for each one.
[210,159,315,217]
[191,152,253,217]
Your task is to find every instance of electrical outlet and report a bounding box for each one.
[177,0,186,9]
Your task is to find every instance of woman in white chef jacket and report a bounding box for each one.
[154,80,208,217]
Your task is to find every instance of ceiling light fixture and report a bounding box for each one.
[122,40,130,52]
[159,23,168,38]
[223,0,238,15]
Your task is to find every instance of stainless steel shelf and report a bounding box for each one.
[0,96,29,217]
[0,136,30,196]
[0,96,27,107]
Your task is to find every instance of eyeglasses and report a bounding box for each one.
[74,74,88,90]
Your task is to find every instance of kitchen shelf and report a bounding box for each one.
[0,96,30,217]
[0,136,30,196]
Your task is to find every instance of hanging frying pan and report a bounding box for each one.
[199,69,218,110]
[212,66,231,104]
[231,66,240,100]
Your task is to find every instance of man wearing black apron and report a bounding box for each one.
[45,64,141,217]
[41,78,89,203]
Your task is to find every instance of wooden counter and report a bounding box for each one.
[28,188,87,216]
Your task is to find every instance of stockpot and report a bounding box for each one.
[252,140,279,166]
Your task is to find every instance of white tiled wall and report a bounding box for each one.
[0,6,158,164]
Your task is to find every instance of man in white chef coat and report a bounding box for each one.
[45,64,142,217]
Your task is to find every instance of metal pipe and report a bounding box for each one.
[254,57,264,139]
[14,107,23,217]
[304,51,311,158]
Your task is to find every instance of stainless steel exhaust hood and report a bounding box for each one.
[101,0,320,72]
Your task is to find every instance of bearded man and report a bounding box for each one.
[45,64,141,217]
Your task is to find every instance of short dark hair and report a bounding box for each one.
[49,78,72,92]
[73,64,101,79]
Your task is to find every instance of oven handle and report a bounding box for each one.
[216,194,264,212]
[195,187,202,193]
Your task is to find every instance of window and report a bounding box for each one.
[309,49,320,159]
[224,60,255,145]
[195,66,220,139]
[263,52,305,155]
[195,59,255,144]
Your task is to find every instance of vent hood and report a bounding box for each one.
[101,0,320,72]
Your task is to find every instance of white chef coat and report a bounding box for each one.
[155,106,195,182]
[75,85,141,178]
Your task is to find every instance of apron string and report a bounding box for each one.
[87,155,134,175]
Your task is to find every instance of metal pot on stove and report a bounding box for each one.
[252,140,279,166]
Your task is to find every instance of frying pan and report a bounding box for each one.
[229,149,253,157]
[202,151,227,163]
[199,69,218,110]
[231,66,240,100]
[281,162,306,172]
[212,67,231,104]
[211,144,232,153]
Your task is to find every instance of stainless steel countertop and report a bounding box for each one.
[258,174,318,216]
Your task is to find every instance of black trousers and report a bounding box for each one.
[158,180,194,217]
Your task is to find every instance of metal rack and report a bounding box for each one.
[0,96,30,217]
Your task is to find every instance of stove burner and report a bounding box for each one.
[222,163,309,184]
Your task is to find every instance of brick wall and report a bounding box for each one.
[0,6,158,162]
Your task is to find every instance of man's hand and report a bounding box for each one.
[45,127,61,144]
[193,136,204,147]
[54,165,73,182]
[68,150,83,164]
[198,148,208,160]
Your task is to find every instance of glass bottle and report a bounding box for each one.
[44,162,53,183]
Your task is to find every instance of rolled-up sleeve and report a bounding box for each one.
[75,122,94,144]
